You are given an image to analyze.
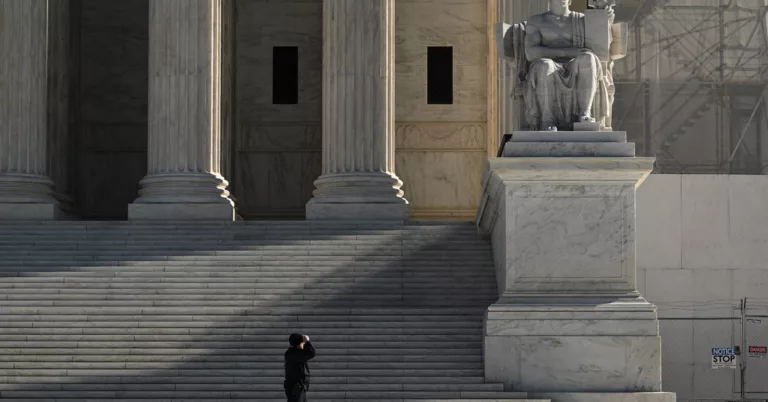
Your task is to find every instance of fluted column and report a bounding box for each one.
[129,0,234,220]
[0,0,61,220]
[306,0,408,220]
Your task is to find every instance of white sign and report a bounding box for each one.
[712,347,738,369]
[749,346,767,359]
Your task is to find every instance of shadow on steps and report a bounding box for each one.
[0,221,525,401]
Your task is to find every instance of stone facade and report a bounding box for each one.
[0,0,564,221]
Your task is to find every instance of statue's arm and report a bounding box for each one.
[524,21,585,61]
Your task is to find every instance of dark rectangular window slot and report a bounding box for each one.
[427,46,453,105]
[273,46,299,105]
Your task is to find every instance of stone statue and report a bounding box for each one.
[499,0,627,131]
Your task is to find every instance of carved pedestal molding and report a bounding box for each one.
[0,0,61,220]
[129,0,234,220]
[306,0,408,220]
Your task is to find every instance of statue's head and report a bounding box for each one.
[549,0,571,15]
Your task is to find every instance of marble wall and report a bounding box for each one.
[76,0,149,219]
[395,0,491,220]
[234,0,323,219]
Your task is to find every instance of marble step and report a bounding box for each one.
[0,287,495,295]
[0,222,479,229]
[0,390,532,400]
[0,354,483,363]
[0,328,483,336]
[2,375,490,384]
[0,270,496,279]
[0,349,484,358]
[0,254,491,260]
[0,369,487,377]
[0,322,486,329]
[0,396,536,402]
[0,265,495,272]
[0,231,484,236]
[0,383,506,392]
[0,260,494,267]
[0,399,546,402]
[3,248,491,254]
[0,321,482,329]
[0,309,486,317]
[0,333,483,343]
[0,292,492,300]
[0,361,486,370]
[0,286,496,300]
[0,310,486,317]
[0,233,486,240]
[0,272,493,279]
[0,338,482,348]
[0,240,489,247]
[0,306,487,315]
[0,331,481,340]
[0,302,492,308]
[0,274,495,281]
[0,302,493,309]
[0,360,485,369]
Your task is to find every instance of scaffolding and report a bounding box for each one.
[612,0,768,174]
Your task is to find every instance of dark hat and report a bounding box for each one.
[288,333,304,347]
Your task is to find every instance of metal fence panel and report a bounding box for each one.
[745,315,768,398]
[660,318,740,401]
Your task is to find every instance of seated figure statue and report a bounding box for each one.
[501,0,625,131]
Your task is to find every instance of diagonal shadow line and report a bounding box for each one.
[0,221,499,401]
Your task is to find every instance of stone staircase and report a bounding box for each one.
[0,221,544,402]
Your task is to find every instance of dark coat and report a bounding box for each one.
[284,341,316,390]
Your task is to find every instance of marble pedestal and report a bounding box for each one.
[476,132,674,401]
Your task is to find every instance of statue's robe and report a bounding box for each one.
[522,12,611,129]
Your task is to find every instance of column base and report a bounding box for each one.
[130,171,235,220]
[306,202,409,220]
[128,203,234,221]
[306,172,409,220]
[530,393,675,402]
[0,203,62,220]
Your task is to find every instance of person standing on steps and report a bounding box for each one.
[284,333,316,402]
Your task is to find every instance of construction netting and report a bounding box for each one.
[612,0,768,173]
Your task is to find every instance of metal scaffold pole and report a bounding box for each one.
[740,297,747,402]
